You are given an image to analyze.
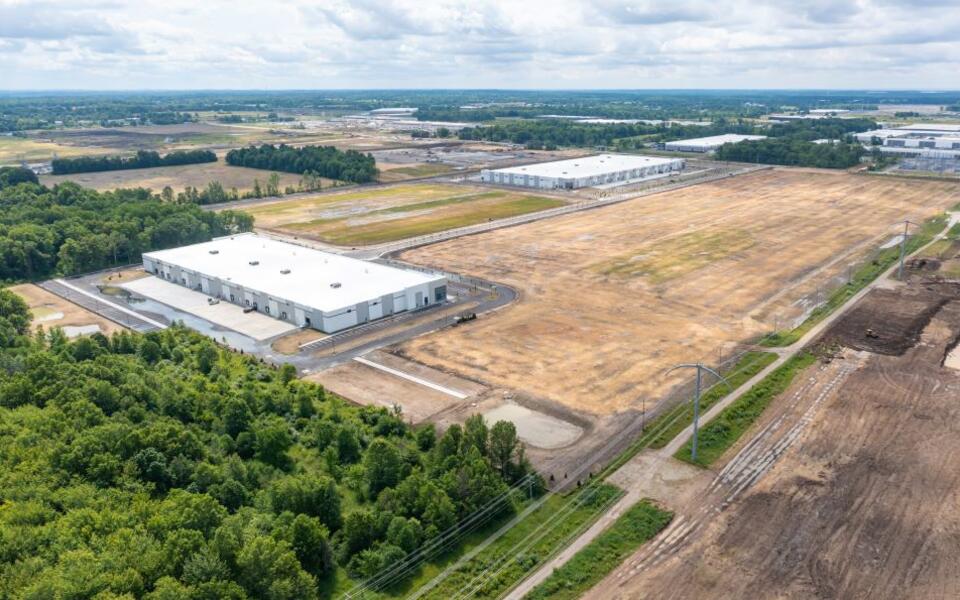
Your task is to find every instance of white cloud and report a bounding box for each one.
[0,0,957,89]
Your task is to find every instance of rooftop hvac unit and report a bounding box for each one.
[280,269,291,274]
[249,260,259,266]
[209,249,219,255]
[330,282,342,289]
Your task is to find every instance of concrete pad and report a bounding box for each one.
[62,324,101,338]
[483,402,583,449]
[122,276,297,340]
[605,450,707,505]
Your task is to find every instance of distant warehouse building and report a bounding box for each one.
[142,233,447,333]
[853,123,960,158]
[480,154,684,189]
[664,134,767,153]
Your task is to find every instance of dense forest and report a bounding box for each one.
[714,138,865,168]
[0,293,537,598]
[0,179,251,281]
[225,144,378,184]
[51,150,217,175]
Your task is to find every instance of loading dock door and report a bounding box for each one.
[268,300,279,316]
[294,307,306,326]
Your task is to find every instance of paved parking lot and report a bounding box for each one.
[122,276,297,340]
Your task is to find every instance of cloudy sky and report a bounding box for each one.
[1,0,958,90]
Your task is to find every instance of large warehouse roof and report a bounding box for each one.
[143,233,442,312]
[489,154,680,178]
[666,134,767,148]
[896,123,960,133]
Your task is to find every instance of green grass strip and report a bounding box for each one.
[675,352,818,467]
[647,351,778,449]
[524,500,673,600]
[760,214,948,347]
[417,484,623,600]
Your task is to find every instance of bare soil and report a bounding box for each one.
[398,169,960,415]
[595,278,960,599]
[10,283,122,336]
[41,162,311,194]
[307,351,485,423]
[820,282,960,355]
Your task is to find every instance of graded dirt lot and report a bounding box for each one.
[41,161,316,194]
[0,135,122,164]
[597,279,960,599]
[9,283,122,337]
[398,169,960,415]
[241,182,567,246]
[377,162,456,182]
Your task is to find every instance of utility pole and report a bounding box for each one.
[896,220,918,281]
[667,363,731,462]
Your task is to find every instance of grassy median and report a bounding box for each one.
[417,484,623,600]
[524,500,673,600]
[675,352,817,467]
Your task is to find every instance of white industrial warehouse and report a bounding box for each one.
[664,134,767,153]
[480,154,684,189]
[142,233,447,333]
[853,123,960,158]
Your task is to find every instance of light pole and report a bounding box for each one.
[667,362,731,462]
[896,219,918,281]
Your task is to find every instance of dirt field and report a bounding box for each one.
[0,135,122,164]
[377,162,456,182]
[41,161,316,194]
[398,169,960,415]
[597,278,960,599]
[307,351,486,423]
[10,283,122,337]
[241,182,567,246]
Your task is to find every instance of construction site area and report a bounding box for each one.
[238,182,569,246]
[587,247,960,599]
[394,169,960,419]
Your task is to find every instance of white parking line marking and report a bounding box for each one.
[353,356,469,399]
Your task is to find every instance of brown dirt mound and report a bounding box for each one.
[821,283,960,355]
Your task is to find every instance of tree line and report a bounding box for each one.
[0,179,251,281]
[0,297,539,598]
[162,170,328,206]
[714,138,864,168]
[225,144,378,183]
[51,149,217,175]
[457,118,757,149]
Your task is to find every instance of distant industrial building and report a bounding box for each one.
[854,123,960,158]
[369,107,418,115]
[480,154,684,189]
[663,134,767,153]
[142,233,446,333]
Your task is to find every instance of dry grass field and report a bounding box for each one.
[242,182,567,246]
[398,169,960,415]
[0,136,123,164]
[377,162,456,182]
[40,162,320,194]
